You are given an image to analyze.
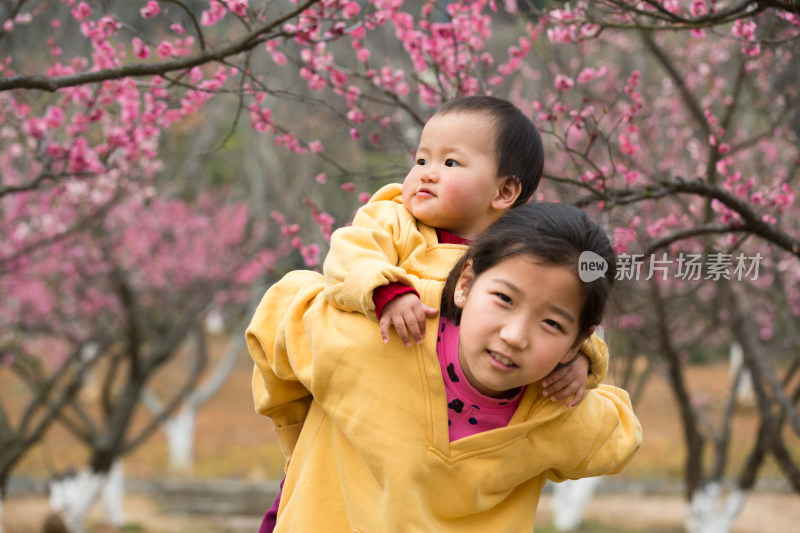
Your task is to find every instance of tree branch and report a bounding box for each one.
[0,0,318,92]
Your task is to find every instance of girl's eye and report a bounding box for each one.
[445,159,460,167]
[543,319,564,332]
[416,158,427,166]
[494,292,512,305]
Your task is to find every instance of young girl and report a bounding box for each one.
[247,202,641,532]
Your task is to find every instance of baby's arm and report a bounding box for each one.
[322,188,416,321]
[541,333,609,407]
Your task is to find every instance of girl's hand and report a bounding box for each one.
[380,293,439,346]
[541,353,590,407]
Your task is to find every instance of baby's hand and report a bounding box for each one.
[380,293,439,346]
[541,353,590,407]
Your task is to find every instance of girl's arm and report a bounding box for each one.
[247,270,324,464]
[545,385,642,481]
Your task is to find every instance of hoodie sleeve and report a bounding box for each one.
[545,385,642,482]
[247,271,324,465]
[579,333,609,389]
[322,183,420,321]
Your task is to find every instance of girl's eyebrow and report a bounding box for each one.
[494,278,577,324]
[547,304,576,324]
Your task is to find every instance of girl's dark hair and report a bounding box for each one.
[441,203,616,337]
[434,96,544,207]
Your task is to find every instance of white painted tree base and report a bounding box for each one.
[551,476,602,531]
[686,483,746,533]
[164,408,196,473]
[48,462,125,533]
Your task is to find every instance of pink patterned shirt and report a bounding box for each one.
[436,317,523,441]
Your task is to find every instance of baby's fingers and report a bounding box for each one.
[379,317,392,344]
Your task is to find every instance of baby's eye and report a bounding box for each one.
[445,159,460,167]
[543,319,564,332]
[416,158,428,166]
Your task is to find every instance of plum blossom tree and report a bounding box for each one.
[2,1,799,532]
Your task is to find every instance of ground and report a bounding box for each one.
[3,354,799,532]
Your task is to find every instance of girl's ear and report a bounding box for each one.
[491,175,522,211]
[454,260,475,309]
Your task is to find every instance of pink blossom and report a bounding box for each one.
[201,0,227,26]
[358,192,371,204]
[577,66,607,84]
[281,223,300,236]
[72,2,92,22]
[140,1,160,19]
[132,37,150,59]
[315,173,327,184]
[309,140,324,153]
[271,211,286,225]
[356,48,371,62]
[343,2,361,17]
[689,0,707,17]
[301,243,320,267]
[554,74,574,91]
[157,41,174,58]
[349,128,360,140]
[225,0,248,17]
[619,133,639,155]
[341,182,356,192]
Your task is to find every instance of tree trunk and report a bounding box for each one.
[550,477,602,531]
[164,408,196,474]
[686,483,746,533]
[48,468,107,533]
[101,462,125,527]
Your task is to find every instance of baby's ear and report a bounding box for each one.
[492,175,522,210]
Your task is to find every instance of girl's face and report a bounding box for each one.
[401,112,520,240]
[455,254,591,399]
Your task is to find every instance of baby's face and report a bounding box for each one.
[401,112,507,239]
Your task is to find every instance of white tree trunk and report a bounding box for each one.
[686,483,746,533]
[164,407,196,473]
[101,462,125,526]
[48,468,106,533]
[142,329,244,473]
[551,476,602,531]
[728,343,756,406]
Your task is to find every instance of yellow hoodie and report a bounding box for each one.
[248,270,641,532]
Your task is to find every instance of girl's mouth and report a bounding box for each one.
[488,350,516,369]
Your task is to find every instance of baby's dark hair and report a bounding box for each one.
[441,203,616,337]
[434,96,544,207]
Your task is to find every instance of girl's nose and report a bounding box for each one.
[499,319,529,350]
